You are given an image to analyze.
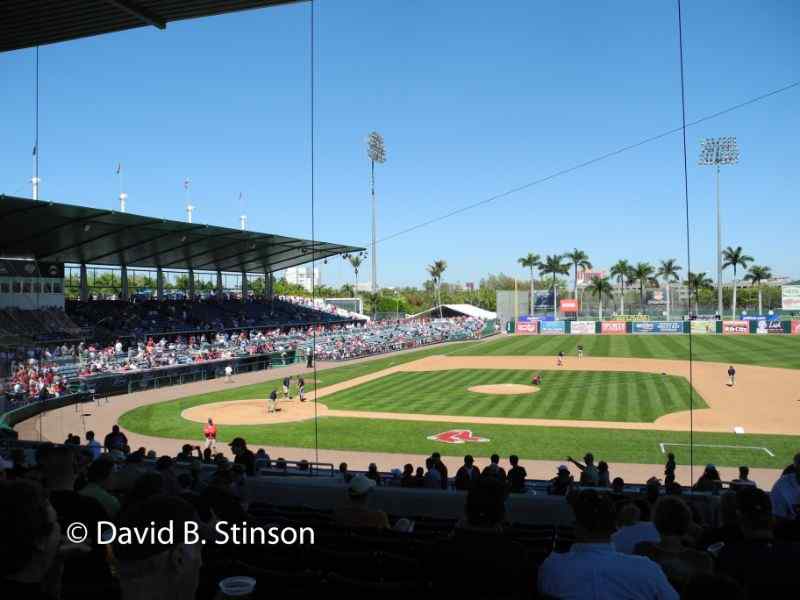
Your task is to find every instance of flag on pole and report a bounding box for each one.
[32,144,37,156]
[116,163,121,174]
[184,177,190,191]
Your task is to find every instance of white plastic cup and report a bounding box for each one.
[218,576,256,598]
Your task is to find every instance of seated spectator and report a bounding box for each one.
[770,453,800,532]
[114,495,203,600]
[612,500,660,554]
[548,464,574,495]
[597,460,611,487]
[692,464,722,493]
[538,489,678,599]
[103,424,128,452]
[228,437,255,476]
[338,462,351,483]
[717,487,800,595]
[155,456,182,496]
[610,476,626,501]
[696,491,743,549]
[454,476,507,534]
[455,454,481,491]
[111,450,147,493]
[481,453,507,482]
[431,452,449,490]
[333,474,389,530]
[423,457,442,489]
[634,496,713,589]
[644,476,661,508]
[507,454,527,493]
[400,463,415,488]
[568,452,599,486]
[730,465,755,491]
[413,466,425,488]
[201,469,247,524]
[85,431,102,459]
[0,480,64,600]
[79,457,121,519]
[366,462,382,486]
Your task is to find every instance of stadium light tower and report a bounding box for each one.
[699,136,739,317]
[366,131,386,293]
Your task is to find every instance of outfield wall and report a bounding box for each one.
[513,318,800,335]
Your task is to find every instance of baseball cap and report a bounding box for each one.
[229,437,246,448]
[348,474,375,497]
[557,464,569,472]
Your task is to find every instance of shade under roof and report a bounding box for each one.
[0,0,305,53]
[0,195,363,274]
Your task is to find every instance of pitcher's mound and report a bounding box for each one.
[468,384,540,395]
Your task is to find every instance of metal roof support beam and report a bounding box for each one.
[2,211,115,249]
[105,0,166,29]
[123,227,211,265]
[82,227,192,263]
[42,222,144,260]
[159,236,254,268]
[192,240,306,271]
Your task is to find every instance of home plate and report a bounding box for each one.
[734,426,745,434]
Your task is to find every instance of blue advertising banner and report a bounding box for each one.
[631,321,683,334]
[540,320,566,335]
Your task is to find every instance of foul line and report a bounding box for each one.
[659,442,774,457]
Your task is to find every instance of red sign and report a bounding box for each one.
[427,430,490,444]
[722,320,749,336]
[560,299,579,312]
[516,320,539,335]
[792,320,800,336]
[601,321,627,335]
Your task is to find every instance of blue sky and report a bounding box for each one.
[1,0,798,288]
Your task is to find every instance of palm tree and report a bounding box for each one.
[427,259,447,318]
[743,265,772,316]
[517,253,541,317]
[685,271,713,315]
[656,259,682,321]
[565,248,592,299]
[538,254,570,319]
[630,262,657,313]
[348,255,363,292]
[362,290,382,319]
[609,259,631,316]
[722,246,754,319]
[586,276,613,320]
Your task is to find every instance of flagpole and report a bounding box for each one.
[118,163,127,212]
[32,46,40,200]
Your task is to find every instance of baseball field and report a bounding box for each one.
[117,334,800,471]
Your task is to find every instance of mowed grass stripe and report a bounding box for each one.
[318,369,703,423]
[459,335,800,369]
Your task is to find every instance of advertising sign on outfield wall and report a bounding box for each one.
[570,321,595,335]
[690,320,716,335]
[782,286,800,310]
[756,320,785,335]
[601,321,627,335]
[516,320,539,335]
[631,321,683,334]
[540,320,566,335]
[722,320,749,335]
[560,299,579,313]
[792,321,800,335]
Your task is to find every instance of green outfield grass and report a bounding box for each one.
[453,334,800,369]
[319,369,705,422]
[118,334,800,470]
[118,410,798,469]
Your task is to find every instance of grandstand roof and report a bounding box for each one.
[0,195,363,274]
[0,0,305,53]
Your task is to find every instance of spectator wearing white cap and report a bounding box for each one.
[333,474,389,530]
[548,465,574,496]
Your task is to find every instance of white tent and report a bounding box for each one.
[410,303,496,320]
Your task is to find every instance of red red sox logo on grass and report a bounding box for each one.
[427,429,490,444]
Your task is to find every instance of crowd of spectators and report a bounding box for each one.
[0,434,798,599]
[304,316,484,360]
[3,315,485,400]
